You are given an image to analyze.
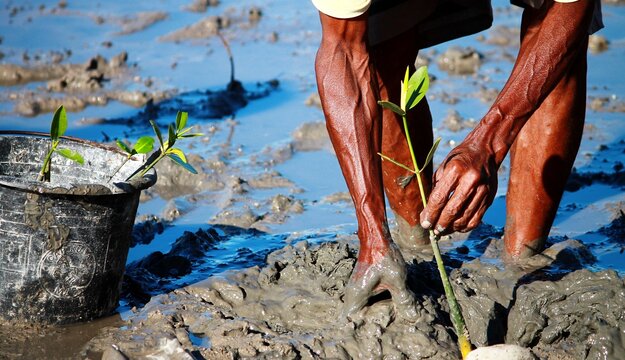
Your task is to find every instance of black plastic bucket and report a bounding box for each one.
[0,131,156,324]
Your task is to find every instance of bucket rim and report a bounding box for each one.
[0,131,156,195]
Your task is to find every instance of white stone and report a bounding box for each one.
[466,344,536,360]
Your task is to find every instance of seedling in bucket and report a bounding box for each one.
[38,105,84,181]
[126,111,204,181]
[110,136,155,182]
[378,66,472,358]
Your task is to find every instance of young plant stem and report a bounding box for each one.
[217,31,235,86]
[402,114,472,359]
[38,142,57,182]
[130,150,165,181]
[107,157,130,183]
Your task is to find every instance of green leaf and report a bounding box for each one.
[422,137,441,169]
[378,101,406,116]
[400,67,409,110]
[168,153,197,174]
[51,105,67,141]
[168,123,176,148]
[56,148,84,165]
[406,66,429,110]
[168,148,187,163]
[176,111,188,132]
[116,139,132,154]
[180,132,204,138]
[134,136,155,154]
[378,152,414,173]
[150,120,164,148]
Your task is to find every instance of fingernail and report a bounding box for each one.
[421,220,431,229]
[434,225,445,235]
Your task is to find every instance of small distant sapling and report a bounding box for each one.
[378,66,472,359]
[128,111,204,181]
[38,105,85,182]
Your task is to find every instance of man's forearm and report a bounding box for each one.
[467,0,594,165]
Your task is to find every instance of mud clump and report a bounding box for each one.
[210,207,263,228]
[477,25,520,47]
[437,46,483,75]
[132,215,166,247]
[291,121,332,151]
[160,16,230,42]
[595,207,625,249]
[112,11,168,35]
[150,153,225,199]
[565,167,625,192]
[87,240,460,359]
[588,34,609,54]
[109,79,278,125]
[5,52,172,116]
[247,171,296,189]
[186,0,220,13]
[86,236,625,359]
[123,228,222,306]
[0,52,128,88]
[46,53,129,92]
[304,92,322,109]
[322,191,352,204]
[589,96,625,113]
[441,109,477,132]
[508,270,625,359]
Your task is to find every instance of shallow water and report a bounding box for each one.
[0,0,625,357]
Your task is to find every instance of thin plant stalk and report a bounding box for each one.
[379,66,471,358]
[108,157,130,182]
[38,144,55,182]
[132,150,165,180]
[37,105,84,182]
[217,31,235,86]
[403,115,472,358]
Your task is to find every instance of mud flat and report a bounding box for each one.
[0,0,624,359]
[75,232,624,360]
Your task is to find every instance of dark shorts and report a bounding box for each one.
[368,0,493,48]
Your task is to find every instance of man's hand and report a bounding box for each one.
[420,139,498,235]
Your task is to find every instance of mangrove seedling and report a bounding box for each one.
[38,105,85,182]
[128,111,203,181]
[378,66,472,359]
[108,136,155,182]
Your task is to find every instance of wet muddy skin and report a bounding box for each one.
[0,0,625,359]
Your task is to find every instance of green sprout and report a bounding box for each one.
[38,105,85,182]
[129,111,203,181]
[108,136,155,182]
[378,66,472,359]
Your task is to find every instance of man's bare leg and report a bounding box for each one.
[372,27,433,251]
[315,13,417,320]
[505,12,588,258]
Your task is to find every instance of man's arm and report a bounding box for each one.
[420,0,595,234]
[316,13,391,262]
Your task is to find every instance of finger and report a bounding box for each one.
[452,186,488,232]
[420,169,458,230]
[466,192,494,230]
[432,179,476,235]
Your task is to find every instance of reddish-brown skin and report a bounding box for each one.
[315,1,593,315]
[419,1,593,258]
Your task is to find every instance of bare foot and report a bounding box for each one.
[342,243,418,322]
[392,211,430,252]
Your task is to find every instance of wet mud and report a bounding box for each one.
[436,47,483,75]
[2,52,172,117]
[1,0,624,359]
[79,236,624,359]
